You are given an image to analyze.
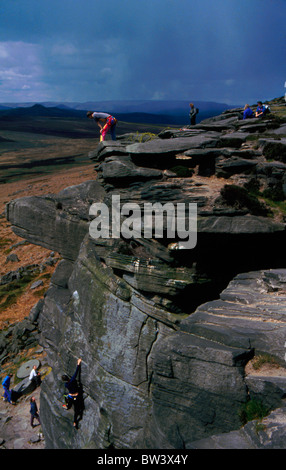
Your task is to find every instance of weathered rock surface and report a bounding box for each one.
[6,181,106,261]
[189,404,286,449]
[5,98,286,448]
[0,317,41,363]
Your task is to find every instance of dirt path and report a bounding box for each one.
[0,383,44,449]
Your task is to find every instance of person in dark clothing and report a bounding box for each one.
[189,103,198,125]
[62,358,84,428]
[30,396,41,428]
[255,101,266,118]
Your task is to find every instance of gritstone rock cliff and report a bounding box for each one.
[5,98,286,448]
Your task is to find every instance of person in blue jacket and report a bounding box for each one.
[243,104,254,120]
[62,358,83,428]
[255,101,266,118]
[2,373,15,404]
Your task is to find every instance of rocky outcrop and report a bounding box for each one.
[5,98,286,448]
[6,181,106,261]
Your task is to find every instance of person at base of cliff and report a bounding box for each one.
[255,101,266,118]
[30,396,41,428]
[2,373,15,405]
[243,104,254,120]
[189,103,198,125]
[87,111,117,141]
[29,365,41,388]
[62,358,84,428]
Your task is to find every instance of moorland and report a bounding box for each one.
[0,104,178,183]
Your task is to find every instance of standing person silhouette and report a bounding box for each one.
[189,103,199,125]
[30,396,41,428]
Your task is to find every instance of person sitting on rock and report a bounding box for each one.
[29,365,41,388]
[243,104,254,120]
[62,358,84,428]
[255,101,266,118]
[87,111,117,141]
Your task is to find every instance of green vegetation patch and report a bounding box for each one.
[126,131,157,143]
[263,142,286,163]
[0,274,37,312]
[263,197,286,215]
[251,353,280,371]
[220,184,270,216]
[262,186,285,202]
[0,237,13,248]
[239,399,269,426]
[170,165,194,177]
[243,179,286,217]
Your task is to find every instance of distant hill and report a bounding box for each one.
[46,99,239,123]
[0,104,180,125]
[0,100,239,126]
[0,103,86,119]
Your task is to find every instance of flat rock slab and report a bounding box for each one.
[197,215,285,234]
[189,429,256,449]
[17,359,40,379]
[125,133,221,156]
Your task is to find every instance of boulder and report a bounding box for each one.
[215,156,258,177]
[219,132,250,148]
[29,299,44,323]
[5,253,19,263]
[189,405,286,449]
[259,138,286,163]
[100,155,162,184]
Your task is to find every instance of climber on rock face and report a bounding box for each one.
[62,358,84,428]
